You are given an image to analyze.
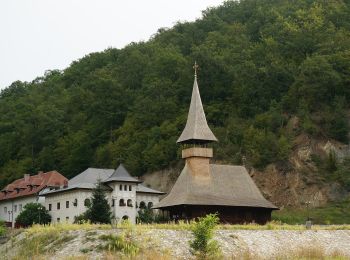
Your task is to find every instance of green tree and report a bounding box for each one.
[190,213,221,259]
[15,203,51,226]
[85,180,111,224]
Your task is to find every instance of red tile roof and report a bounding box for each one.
[0,171,68,201]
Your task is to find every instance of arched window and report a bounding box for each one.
[119,199,125,206]
[139,201,146,209]
[84,198,91,207]
[127,199,133,207]
[147,202,153,209]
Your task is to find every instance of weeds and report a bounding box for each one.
[99,234,139,256]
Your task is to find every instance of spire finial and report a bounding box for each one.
[193,61,199,78]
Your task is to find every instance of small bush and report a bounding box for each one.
[137,208,154,223]
[190,214,221,259]
[0,220,7,236]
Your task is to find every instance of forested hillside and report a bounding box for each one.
[1,0,350,191]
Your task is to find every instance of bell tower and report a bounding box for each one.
[177,62,217,178]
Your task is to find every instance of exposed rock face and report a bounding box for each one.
[142,131,349,208]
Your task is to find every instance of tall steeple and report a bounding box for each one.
[177,62,218,144]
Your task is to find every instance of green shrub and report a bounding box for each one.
[137,207,154,223]
[15,203,51,226]
[0,220,6,236]
[190,214,221,259]
[73,212,89,224]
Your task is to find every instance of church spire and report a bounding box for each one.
[177,63,218,144]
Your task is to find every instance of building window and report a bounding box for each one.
[119,184,122,191]
[4,207,7,213]
[66,201,69,208]
[139,201,146,209]
[57,218,60,223]
[119,199,126,206]
[73,199,78,207]
[14,205,17,212]
[124,185,127,191]
[148,202,153,209]
[111,199,115,207]
[127,199,133,207]
[57,202,60,210]
[129,185,132,191]
[66,216,69,222]
[49,204,52,211]
[19,204,22,211]
[84,198,91,207]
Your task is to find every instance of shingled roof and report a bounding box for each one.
[0,171,67,201]
[103,164,141,183]
[177,76,218,143]
[154,164,277,209]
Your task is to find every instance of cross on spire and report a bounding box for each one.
[193,61,199,77]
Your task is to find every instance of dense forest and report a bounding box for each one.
[1,0,350,189]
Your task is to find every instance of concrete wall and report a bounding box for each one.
[109,183,137,224]
[136,193,160,210]
[45,190,93,223]
[0,196,42,227]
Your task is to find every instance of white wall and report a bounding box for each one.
[109,182,137,224]
[0,196,42,227]
[45,190,94,223]
[136,193,160,210]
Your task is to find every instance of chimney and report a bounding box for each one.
[63,180,68,188]
[24,174,30,182]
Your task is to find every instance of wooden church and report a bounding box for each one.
[154,65,278,224]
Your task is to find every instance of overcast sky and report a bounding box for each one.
[0,0,224,90]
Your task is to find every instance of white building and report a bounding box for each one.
[41,164,164,224]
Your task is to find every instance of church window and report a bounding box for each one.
[57,202,60,210]
[129,185,132,191]
[147,202,153,209]
[119,199,125,206]
[84,198,91,207]
[124,185,127,191]
[127,199,133,207]
[66,201,69,208]
[139,201,146,209]
[119,184,122,191]
[48,204,52,211]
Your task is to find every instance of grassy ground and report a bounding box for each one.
[272,200,350,224]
